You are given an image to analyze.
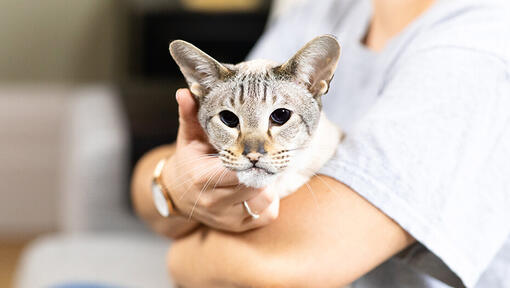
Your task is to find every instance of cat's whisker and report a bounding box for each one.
[177,164,222,201]
[270,159,290,163]
[173,161,220,190]
[220,160,245,170]
[283,145,338,153]
[303,168,338,195]
[304,182,319,209]
[188,166,223,220]
[172,164,215,190]
[220,158,241,165]
[316,175,338,196]
[174,156,216,177]
[210,168,229,195]
[172,154,219,170]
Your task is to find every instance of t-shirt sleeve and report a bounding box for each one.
[319,47,510,287]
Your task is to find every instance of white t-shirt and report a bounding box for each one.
[248,0,510,287]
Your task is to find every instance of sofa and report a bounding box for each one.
[13,86,173,287]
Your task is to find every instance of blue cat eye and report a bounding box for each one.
[219,110,239,128]
[270,108,292,125]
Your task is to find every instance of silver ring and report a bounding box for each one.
[243,201,260,219]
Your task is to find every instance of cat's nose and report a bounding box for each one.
[246,152,262,165]
[243,140,266,156]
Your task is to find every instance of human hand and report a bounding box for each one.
[161,89,279,232]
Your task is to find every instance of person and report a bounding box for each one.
[131,0,510,287]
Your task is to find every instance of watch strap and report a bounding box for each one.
[152,157,179,217]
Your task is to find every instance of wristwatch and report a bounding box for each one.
[152,157,179,217]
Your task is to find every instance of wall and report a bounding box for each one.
[0,0,125,83]
[0,87,69,237]
[0,0,126,237]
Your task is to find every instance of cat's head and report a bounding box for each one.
[170,35,341,188]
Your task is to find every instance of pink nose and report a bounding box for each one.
[246,152,262,164]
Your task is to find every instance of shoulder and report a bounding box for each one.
[248,0,361,61]
[406,0,510,63]
[382,0,510,91]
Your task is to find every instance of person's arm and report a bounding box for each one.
[130,144,200,239]
[168,175,415,287]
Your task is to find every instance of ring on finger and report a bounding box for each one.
[243,201,260,219]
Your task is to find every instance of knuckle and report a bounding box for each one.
[268,211,279,221]
[267,206,279,221]
[260,214,277,226]
[261,190,274,205]
[190,172,202,185]
[199,196,216,210]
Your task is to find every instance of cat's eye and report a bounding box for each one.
[219,110,239,128]
[270,108,291,125]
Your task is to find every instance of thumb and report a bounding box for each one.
[175,89,207,146]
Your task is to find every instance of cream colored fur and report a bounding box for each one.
[271,112,342,198]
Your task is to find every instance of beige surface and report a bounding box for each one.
[0,0,126,83]
[0,87,69,238]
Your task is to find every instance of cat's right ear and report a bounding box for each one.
[169,40,233,99]
[276,35,341,98]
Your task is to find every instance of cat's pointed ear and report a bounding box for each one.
[169,40,234,99]
[276,35,341,97]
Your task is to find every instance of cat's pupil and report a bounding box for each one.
[270,108,291,125]
[219,110,239,128]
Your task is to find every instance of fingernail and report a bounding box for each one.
[175,89,182,102]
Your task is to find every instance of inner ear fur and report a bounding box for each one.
[275,35,341,97]
[169,40,234,99]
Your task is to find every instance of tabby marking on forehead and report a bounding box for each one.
[230,61,278,106]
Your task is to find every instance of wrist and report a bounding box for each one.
[152,156,182,218]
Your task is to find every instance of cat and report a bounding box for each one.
[169,35,342,199]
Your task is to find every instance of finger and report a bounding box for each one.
[220,184,264,205]
[243,188,277,216]
[205,185,261,212]
[176,88,198,124]
[176,89,207,145]
[195,158,239,187]
[198,195,279,233]
[241,196,280,230]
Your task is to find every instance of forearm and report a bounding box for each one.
[131,144,199,239]
[168,175,415,287]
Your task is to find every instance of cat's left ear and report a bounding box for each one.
[169,40,234,99]
[276,35,341,97]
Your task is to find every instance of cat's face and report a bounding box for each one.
[197,61,322,187]
[170,35,341,188]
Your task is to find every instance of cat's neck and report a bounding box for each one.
[274,112,341,198]
[300,112,342,174]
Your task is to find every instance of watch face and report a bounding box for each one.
[152,182,170,217]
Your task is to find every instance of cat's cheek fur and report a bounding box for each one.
[205,118,238,148]
[272,125,311,152]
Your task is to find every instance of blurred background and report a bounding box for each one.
[0,0,303,286]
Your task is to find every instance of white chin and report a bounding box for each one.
[237,168,276,188]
